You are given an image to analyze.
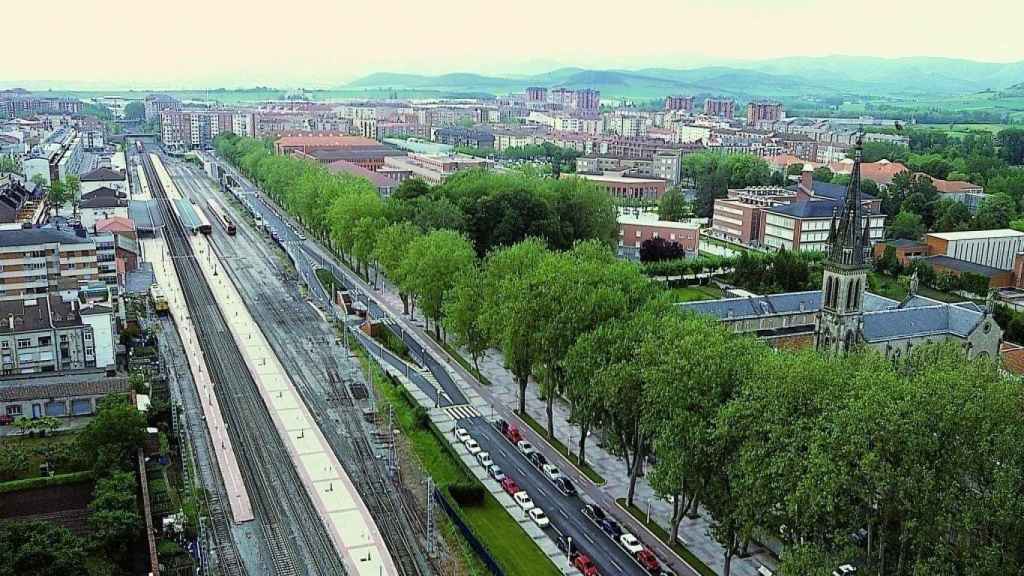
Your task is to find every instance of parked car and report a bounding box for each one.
[528,507,550,528]
[582,503,606,522]
[541,463,561,481]
[502,422,523,444]
[500,477,520,496]
[555,477,577,497]
[513,491,535,512]
[517,440,535,457]
[454,427,471,443]
[619,533,643,555]
[598,518,623,538]
[636,549,661,574]
[465,439,482,455]
[477,451,493,468]
[527,451,547,468]
[573,553,600,576]
[487,464,506,482]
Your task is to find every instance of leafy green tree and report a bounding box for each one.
[998,127,1024,165]
[973,192,1018,230]
[64,175,81,216]
[0,154,21,175]
[657,187,690,221]
[373,222,421,314]
[89,470,141,560]
[812,166,834,183]
[123,101,145,121]
[443,267,490,374]
[933,198,972,232]
[0,521,89,576]
[479,239,551,415]
[397,229,476,337]
[889,211,925,240]
[77,397,146,474]
[47,180,68,217]
[393,178,431,200]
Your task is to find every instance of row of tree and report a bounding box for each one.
[215,135,619,259]
[683,152,778,217]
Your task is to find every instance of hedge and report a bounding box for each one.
[0,470,94,494]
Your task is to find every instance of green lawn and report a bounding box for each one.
[665,285,724,303]
[868,272,971,304]
[354,347,560,576]
[616,498,717,576]
[0,433,88,482]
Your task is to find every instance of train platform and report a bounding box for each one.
[140,235,255,524]
[150,154,399,576]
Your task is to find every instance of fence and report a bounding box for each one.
[433,488,505,576]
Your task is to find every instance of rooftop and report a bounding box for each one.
[921,255,1008,277]
[79,166,125,182]
[0,371,128,403]
[276,135,378,148]
[617,211,700,230]
[927,229,1024,241]
[0,227,93,248]
[326,159,398,189]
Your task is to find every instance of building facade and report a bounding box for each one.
[0,229,99,302]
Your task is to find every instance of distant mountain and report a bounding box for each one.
[343,56,1024,101]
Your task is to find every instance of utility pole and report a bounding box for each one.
[425,476,435,556]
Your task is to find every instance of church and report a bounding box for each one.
[679,140,1003,362]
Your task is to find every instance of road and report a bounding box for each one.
[211,154,691,576]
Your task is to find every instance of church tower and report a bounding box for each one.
[816,137,870,353]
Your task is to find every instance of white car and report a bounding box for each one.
[517,440,535,457]
[541,463,562,481]
[465,439,482,455]
[513,491,535,512]
[528,507,550,528]
[619,533,643,555]
[477,451,493,468]
[454,428,471,443]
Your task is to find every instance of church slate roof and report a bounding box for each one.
[678,290,899,320]
[861,304,985,342]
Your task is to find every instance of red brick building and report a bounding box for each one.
[703,98,735,119]
[617,212,700,259]
[274,134,380,155]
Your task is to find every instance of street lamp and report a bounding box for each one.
[567,536,572,565]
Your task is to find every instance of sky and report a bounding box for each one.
[6,0,1023,89]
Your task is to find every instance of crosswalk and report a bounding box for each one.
[445,404,481,421]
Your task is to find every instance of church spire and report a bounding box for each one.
[827,134,867,268]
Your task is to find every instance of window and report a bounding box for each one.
[16,339,30,349]
[0,341,8,350]
[6,405,22,416]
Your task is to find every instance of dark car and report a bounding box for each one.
[497,419,509,434]
[598,517,623,538]
[528,451,547,468]
[555,477,577,497]
[582,503,606,521]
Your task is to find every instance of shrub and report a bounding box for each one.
[448,482,485,507]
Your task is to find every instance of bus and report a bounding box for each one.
[207,198,236,236]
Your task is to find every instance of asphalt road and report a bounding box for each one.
[208,153,675,576]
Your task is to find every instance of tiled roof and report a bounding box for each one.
[678,290,900,321]
[0,376,128,402]
[326,159,398,189]
[79,167,125,182]
[861,304,984,342]
[95,216,136,234]
[276,135,378,148]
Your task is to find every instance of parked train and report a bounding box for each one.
[170,198,212,235]
[207,197,236,236]
[150,285,169,314]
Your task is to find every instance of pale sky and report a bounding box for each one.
[7,0,1022,89]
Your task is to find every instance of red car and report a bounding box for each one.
[636,548,661,574]
[500,477,521,496]
[573,553,600,576]
[504,424,523,444]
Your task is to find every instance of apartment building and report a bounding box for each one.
[746,102,785,126]
[704,98,736,119]
[664,96,694,112]
[571,173,668,202]
[0,228,99,302]
[617,211,700,259]
[380,153,493,185]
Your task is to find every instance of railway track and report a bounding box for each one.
[140,151,345,576]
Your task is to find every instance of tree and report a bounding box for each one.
[373,222,421,314]
[443,268,489,374]
[973,193,1018,230]
[0,521,89,576]
[47,180,68,217]
[657,187,690,221]
[998,127,1024,165]
[889,211,925,240]
[933,198,972,232]
[397,230,476,337]
[89,470,141,559]
[77,397,146,474]
[812,166,834,183]
[639,237,686,262]
[393,178,431,200]
[123,101,145,121]
[0,154,21,175]
[479,239,551,415]
[64,175,81,217]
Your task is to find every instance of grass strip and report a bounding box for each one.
[615,498,718,576]
[517,411,606,486]
[352,345,561,576]
[0,470,94,494]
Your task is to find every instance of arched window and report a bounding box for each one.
[824,277,833,308]
[846,281,855,312]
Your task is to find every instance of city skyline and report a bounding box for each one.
[5,0,1024,89]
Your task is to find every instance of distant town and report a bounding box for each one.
[1,71,1023,576]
